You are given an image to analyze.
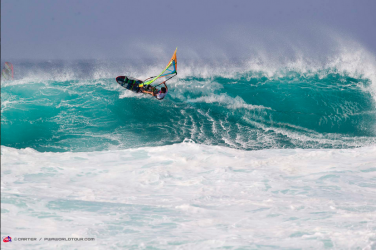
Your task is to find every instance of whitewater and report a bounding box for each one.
[2,45,376,249]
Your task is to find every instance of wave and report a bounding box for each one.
[1,63,375,152]
[2,37,376,152]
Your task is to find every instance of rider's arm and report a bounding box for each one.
[163,82,168,91]
[142,90,156,96]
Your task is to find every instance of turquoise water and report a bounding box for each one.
[2,65,375,152]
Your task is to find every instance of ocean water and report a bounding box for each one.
[1,54,376,249]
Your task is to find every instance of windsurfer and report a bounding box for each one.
[142,82,168,100]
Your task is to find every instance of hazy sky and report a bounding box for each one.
[1,0,375,60]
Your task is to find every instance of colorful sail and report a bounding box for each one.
[1,62,14,80]
[140,48,177,87]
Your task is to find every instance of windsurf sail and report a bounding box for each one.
[139,48,177,87]
[1,62,14,80]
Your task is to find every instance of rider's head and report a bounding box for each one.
[161,87,166,93]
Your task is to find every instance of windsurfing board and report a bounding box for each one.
[116,76,143,93]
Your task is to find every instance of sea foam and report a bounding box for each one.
[1,144,376,249]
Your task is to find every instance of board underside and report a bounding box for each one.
[116,76,143,93]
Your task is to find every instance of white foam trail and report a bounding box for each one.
[243,117,376,148]
[2,144,376,249]
[188,93,272,110]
